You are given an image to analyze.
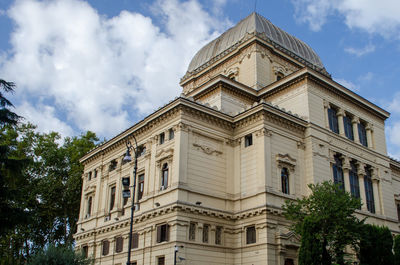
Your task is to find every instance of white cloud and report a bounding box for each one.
[334,78,359,92]
[0,0,229,138]
[17,101,74,137]
[386,121,400,160]
[344,44,375,57]
[291,0,400,39]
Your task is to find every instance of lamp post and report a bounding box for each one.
[123,135,138,265]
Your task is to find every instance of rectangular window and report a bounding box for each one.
[86,196,92,217]
[364,168,375,213]
[156,224,169,243]
[397,203,400,222]
[332,155,345,190]
[343,116,354,140]
[88,171,92,181]
[189,222,196,241]
[202,224,209,243]
[94,169,97,178]
[169,128,174,140]
[109,186,116,211]
[131,232,139,249]
[82,245,88,258]
[349,162,360,198]
[328,108,339,133]
[358,122,368,147]
[281,167,290,194]
[159,132,165,144]
[246,226,256,244]
[138,174,144,200]
[157,256,165,265]
[109,159,117,171]
[245,134,253,147]
[137,145,146,157]
[102,240,109,256]
[115,236,123,253]
[215,226,222,245]
[161,163,168,189]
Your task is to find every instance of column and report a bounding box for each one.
[356,162,367,211]
[352,117,360,143]
[366,123,373,148]
[323,100,330,129]
[342,156,351,193]
[371,168,381,214]
[337,108,345,136]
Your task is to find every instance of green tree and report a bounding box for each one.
[283,181,363,265]
[28,244,92,265]
[358,224,394,265]
[0,122,99,264]
[394,235,400,265]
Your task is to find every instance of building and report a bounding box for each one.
[74,13,400,265]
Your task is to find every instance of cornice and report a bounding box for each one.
[74,202,286,240]
[81,96,307,164]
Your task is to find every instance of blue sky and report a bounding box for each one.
[0,0,400,159]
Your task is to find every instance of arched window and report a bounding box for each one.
[161,163,168,189]
[281,167,290,194]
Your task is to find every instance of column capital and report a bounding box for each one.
[365,123,373,131]
[351,116,360,124]
[323,100,330,108]
[336,108,345,117]
[356,161,366,176]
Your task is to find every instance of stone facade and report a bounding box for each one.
[74,12,400,265]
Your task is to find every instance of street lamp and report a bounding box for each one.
[123,135,138,265]
[174,245,184,265]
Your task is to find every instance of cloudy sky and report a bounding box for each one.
[0,0,400,159]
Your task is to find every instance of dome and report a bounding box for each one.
[186,13,326,75]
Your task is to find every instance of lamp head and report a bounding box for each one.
[123,149,132,162]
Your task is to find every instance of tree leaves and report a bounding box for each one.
[283,181,363,265]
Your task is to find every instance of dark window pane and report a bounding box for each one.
[333,155,345,190]
[115,236,123,253]
[349,162,360,198]
[328,108,339,133]
[157,224,169,243]
[344,116,354,140]
[138,174,144,200]
[364,168,375,213]
[169,128,174,140]
[161,164,168,189]
[281,167,290,194]
[102,240,109,256]
[203,224,209,243]
[246,226,256,244]
[245,134,253,147]
[159,133,165,144]
[215,226,222,245]
[109,186,116,211]
[158,256,165,265]
[189,223,196,241]
[82,246,88,258]
[131,233,139,249]
[358,123,368,147]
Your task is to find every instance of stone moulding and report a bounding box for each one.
[193,143,223,156]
